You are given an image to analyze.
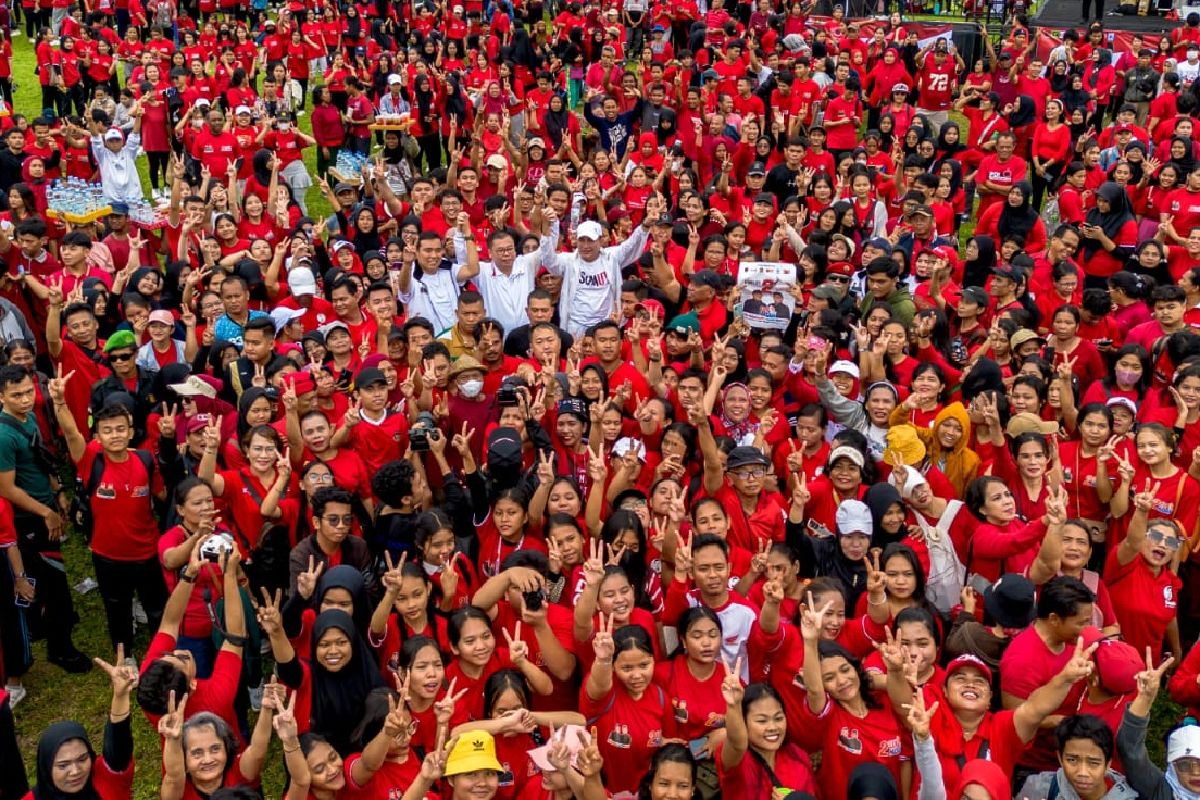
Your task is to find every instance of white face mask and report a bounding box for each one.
[278,122,291,132]
[1190,50,1198,60]
[458,378,484,398]
[191,118,203,128]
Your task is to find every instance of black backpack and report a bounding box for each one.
[70,449,156,542]
[229,473,292,595]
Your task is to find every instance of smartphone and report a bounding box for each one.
[688,738,708,758]
[14,576,35,608]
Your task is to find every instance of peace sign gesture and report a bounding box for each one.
[592,612,616,662]
[583,538,606,589]
[875,625,906,673]
[719,654,744,706]
[503,622,528,665]
[158,402,179,438]
[256,586,284,636]
[1056,635,1098,686]
[1134,647,1175,710]
[864,549,885,594]
[382,692,413,739]
[297,554,326,600]
[272,690,301,745]
[673,533,693,577]
[800,590,833,643]
[158,689,188,741]
[749,538,771,576]
[47,363,75,405]
[1134,478,1161,515]
[435,677,469,726]
[904,689,939,741]
[94,643,139,699]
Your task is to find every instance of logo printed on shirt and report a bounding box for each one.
[1165,585,1178,610]
[837,727,864,754]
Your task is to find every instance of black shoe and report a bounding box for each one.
[48,650,93,674]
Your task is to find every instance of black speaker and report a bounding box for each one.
[950,25,984,67]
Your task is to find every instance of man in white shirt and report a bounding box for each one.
[88,110,145,205]
[453,226,558,335]
[541,195,664,338]
[397,213,477,333]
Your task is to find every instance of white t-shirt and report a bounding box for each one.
[399,264,465,333]
[569,257,616,332]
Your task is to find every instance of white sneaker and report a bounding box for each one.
[132,599,147,625]
[295,109,305,117]
[6,685,26,708]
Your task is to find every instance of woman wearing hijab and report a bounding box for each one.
[1084,49,1117,130]
[32,650,138,800]
[407,73,441,171]
[975,182,1046,254]
[282,564,373,664]
[1168,135,1197,177]
[934,121,966,166]
[961,234,998,290]
[1080,182,1138,290]
[271,607,387,756]
[848,762,899,800]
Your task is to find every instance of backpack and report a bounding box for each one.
[69,449,155,543]
[228,473,292,594]
[914,500,967,614]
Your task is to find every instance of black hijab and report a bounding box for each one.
[1171,135,1197,176]
[962,235,997,289]
[236,387,274,442]
[848,763,899,800]
[34,722,99,800]
[310,609,386,756]
[315,565,372,637]
[1081,182,1135,260]
[1007,96,1037,129]
[1048,60,1071,94]
[251,148,273,187]
[863,482,908,550]
[935,121,966,158]
[997,181,1039,242]
[545,95,571,150]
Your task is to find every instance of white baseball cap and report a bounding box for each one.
[270,307,306,333]
[288,268,317,297]
[576,221,603,241]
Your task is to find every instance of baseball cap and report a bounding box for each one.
[103,128,123,142]
[1168,726,1200,764]
[270,307,306,333]
[828,445,865,469]
[748,161,767,176]
[727,446,770,470]
[169,375,219,399]
[892,83,910,94]
[983,574,1037,629]
[831,233,856,259]
[355,368,388,389]
[829,360,860,378]
[635,299,665,318]
[288,268,317,297]
[108,202,129,216]
[147,310,174,328]
[945,653,994,684]
[486,153,507,170]
[527,137,546,150]
[557,397,589,424]
[910,204,934,218]
[835,499,872,537]
[863,237,893,255]
[576,220,604,241]
[333,182,358,195]
[281,371,316,396]
[488,426,524,473]
[387,73,402,85]
[1009,329,1045,349]
[812,285,841,302]
[961,286,989,306]
[235,105,252,116]
[992,263,1026,283]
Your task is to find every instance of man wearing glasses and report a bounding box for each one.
[288,486,374,600]
[88,329,157,444]
[696,413,787,553]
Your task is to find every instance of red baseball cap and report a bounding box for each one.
[944,653,993,684]
[826,260,854,278]
[636,299,665,319]
[282,371,316,396]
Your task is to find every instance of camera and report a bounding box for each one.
[409,411,440,453]
[523,588,545,612]
[497,383,520,407]
[199,533,235,563]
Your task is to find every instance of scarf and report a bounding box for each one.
[997,181,1039,242]
[1080,182,1134,260]
[310,609,386,756]
[1167,764,1200,800]
[34,722,100,800]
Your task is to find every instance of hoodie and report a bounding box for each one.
[859,284,915,326]
[1019,769,1139,800]
[903,402,980,497]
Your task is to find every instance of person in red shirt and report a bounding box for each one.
[972,132,1027,220]
[1079,182,1139,286]
[49,379,167,657]
[190,107,240,179]
[824,78,863,159]
[915,40,959,132]
[1105,483,1184,665]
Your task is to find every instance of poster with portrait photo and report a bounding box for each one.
[735,262,797,331]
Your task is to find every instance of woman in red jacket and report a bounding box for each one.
[310,86,344,181]
[1032,99,1073,209]
[1079,182,1139,289]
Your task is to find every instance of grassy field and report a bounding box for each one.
[2,20,1189,798]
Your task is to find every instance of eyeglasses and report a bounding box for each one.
[731,468,766,479]
[1176,758,1200,775]
[322,514,354,527]
[827,275,850,284]
[107,351,135,362]
[309,473,334,484]
[1148,529,1183,549]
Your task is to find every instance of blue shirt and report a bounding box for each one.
[213,311,270,350]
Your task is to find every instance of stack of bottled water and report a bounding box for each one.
[334,150,369,180]
[46,178,111,221]
[127,198,168,229]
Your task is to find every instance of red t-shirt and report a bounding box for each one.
[580,681,669,796]
[346,412,410,479]
[141,631,242,734]
[803,696,906,800]
[1103,549,1181,665]
[655,655,727,742]
[76,441,162,562]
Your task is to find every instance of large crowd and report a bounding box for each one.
[7,0,1200,799]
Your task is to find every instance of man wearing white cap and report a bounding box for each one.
[275,266,335,332]
[84,102,145,204]
[378,75,410,117]
[230,106,258,187]
[539,194,665,338]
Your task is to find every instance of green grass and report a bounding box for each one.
[0,21,1186,798]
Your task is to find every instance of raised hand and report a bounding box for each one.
[256,587,284,636]
[94,643,138,698]
[272,689,301,743]
[503,622,528,665]
[158,690,188,741]
[800,591,834,643]
[1134,479,1160,514]
[1057,635,1098,686]
[904,690,939,741]
[592,612,616,663]
[720,654,744,706]
[296,554,326,600]
[47,363,75,405]
[435,678,468,726]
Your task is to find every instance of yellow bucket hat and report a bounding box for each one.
[885,424,926,466]
[444,730,503,777]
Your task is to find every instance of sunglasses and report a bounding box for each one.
[827,275,850,283]
[1148,529,1183,549]
[107,351,135,362]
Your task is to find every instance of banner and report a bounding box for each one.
[734,262,798,331]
